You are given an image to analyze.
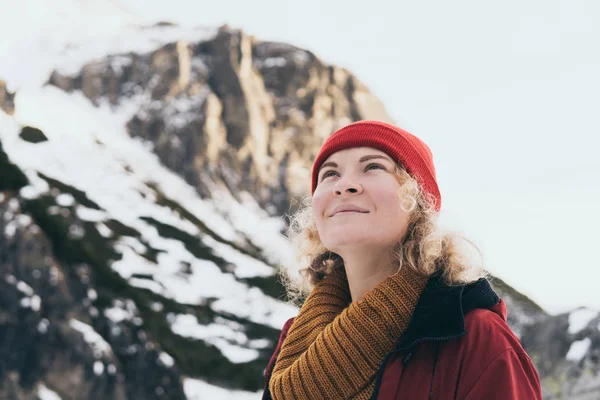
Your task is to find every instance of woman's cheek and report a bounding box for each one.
[311,189,328,220]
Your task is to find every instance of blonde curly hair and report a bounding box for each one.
[282,165,488,305]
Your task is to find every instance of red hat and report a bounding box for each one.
[311,120,441,211]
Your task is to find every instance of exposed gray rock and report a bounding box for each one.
[0,140,185,399]
[523,309,600,399]
[490,276,547,338]
[48,26,394,217]
[0,80,15,115]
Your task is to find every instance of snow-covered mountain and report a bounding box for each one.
[0,8,598,399]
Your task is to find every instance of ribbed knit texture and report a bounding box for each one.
[269,266,428,400]
[311,120,441,211]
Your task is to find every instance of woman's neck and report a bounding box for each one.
[341,250,398,302]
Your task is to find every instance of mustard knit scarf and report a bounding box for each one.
[269,265,428,400]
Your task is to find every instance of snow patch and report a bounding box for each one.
[568,308,598,335]
[37,318,50,334]
[248,338,271,349]
[161,89,211,129]
[27,295,42,312]
[128,277,164,293]
[170,314,260,363]
[96,222,113,238]
[5,274,17,285]
[87,289,97,301]
[37,383,62,400]
[56,193,75,207]
[17,214,32,227]
[76,207,106,222]
[158,351,175,367]
[220,192,296,271]
[566,338,592,362]
[212,287,296,330]
[68,224,86,239]
[104,302,136,324]
[107,363,117,375]
[69,319,112,356]
[20,295,42,311]
[258,57,287,68]
[119,236,148,255]
[183,377,261,400]
[202,235,273,279]
[93,361,105,375]
[16,281,34,296]
[7,197,19,211]
[4,221,17,238]
[111,246,296,329]
[0,0,216,90]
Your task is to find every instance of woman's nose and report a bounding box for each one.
[333,175,363,195]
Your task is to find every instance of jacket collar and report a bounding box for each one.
[395,273,500,351]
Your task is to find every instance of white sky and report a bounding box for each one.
[2,0,599,314]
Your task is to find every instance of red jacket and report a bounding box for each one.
[263,276,542,399]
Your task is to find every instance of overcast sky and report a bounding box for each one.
[3,0,599,314]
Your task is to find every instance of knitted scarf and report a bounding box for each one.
[269,265,428,400]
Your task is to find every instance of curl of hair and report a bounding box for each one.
[282,167,488,305]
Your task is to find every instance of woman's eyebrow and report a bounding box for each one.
[319,161,338,172]
[318,155,393,175]
[359,155,393,163]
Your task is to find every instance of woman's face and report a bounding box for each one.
[312,147,411,254]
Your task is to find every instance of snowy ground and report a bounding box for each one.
[1,88,296,328]
[568,308,599,335]
[1,86,287,400]
[184,378,262,400]
[0,0,215,90]
[0,2,298,396]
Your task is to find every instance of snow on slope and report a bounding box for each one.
[1,87,291,399]
[0,4,299,396]
[184,378,262,400]
[0,0,215,90]
[566,338,592,362]
[568,308,599,335]
[69,319,113,357]
[37,383,62,400]
[0,85,296,329]
[0,2,304,397]
[170,314,269,363]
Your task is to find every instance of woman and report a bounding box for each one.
[262,120,542,399]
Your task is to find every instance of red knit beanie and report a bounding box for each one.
[311,120,441,211]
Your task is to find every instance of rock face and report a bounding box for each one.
[0,80,15,115]
[1,25,598,399]
[0,140,184,400]
[491,277,600,398]
[525,309,600,399]
[48,26,393,217]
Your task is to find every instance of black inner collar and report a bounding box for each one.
[395,274,500,351]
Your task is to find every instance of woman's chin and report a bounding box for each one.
[324,233,374,251]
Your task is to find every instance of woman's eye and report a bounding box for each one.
[365,163,385,171]
[321,170,338,180]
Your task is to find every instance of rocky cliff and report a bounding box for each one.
[0,80,15,115]
[48,26,392,218]
[0,24,598,399]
